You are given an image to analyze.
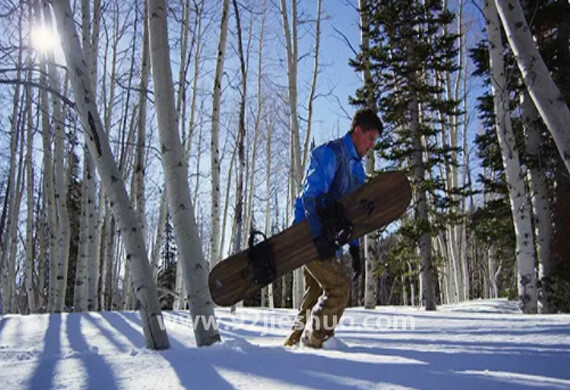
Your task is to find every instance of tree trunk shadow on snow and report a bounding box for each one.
[65,313,119,390]
[208,338,570,390]
[27,314,62,390]
[0,317,7,336]
[82,313,135,353]
[115,312,234,388]
[101,312,147,349]
[323,341,570,389]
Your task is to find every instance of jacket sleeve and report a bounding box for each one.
[301,146,336,239]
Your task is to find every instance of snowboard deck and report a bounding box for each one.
[209,171,412,306]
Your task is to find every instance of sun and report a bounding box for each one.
[30,25,57,53]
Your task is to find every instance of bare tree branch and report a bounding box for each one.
[330,25,358,57]
[0,78,75,107]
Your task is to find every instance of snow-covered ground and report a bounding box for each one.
[1,299,569,389]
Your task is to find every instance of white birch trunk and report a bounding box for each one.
[90,0,101,84]
[231,0,249,266]
[287,127,303,307]
[176,0,190,145]
[101,211,116,310]
[301,0,322,172]
[5,130,25,313]
[88,187,105,311]
[122,241,134,309]
[80,5,98,310]
[363,235,378,309]
[406,38,436,310]
[494,253,502,299]
[76,0,94,311]
[85,0,102,312]
[74,175,89,311]
[447,226,460,303]
[219,143,238,259]
[521,91,553,313]
[151,192,167,281]
[245,0,267,250]
[359,0,378,309]
[146,0,220,346]
[495,0,570,175]
[133,0,150,282]
[73,0,96,313]
[1,121,16,312]
[460,32,471,302]
[41,1,71,313]
[37,190,48,310]
[38,59,59,313]
[444,255,453,304]
[436,234,450,304]
[279,0,303,190]
[1,10,23,313]
[363,152,378,308]
[192,122,204,207]
[263,112,274,308]
[209,0,230,267]
[185,0,205,159]
[98,210,108,309]
[435,71,461,303]
[173,261,184,310]
[293,265,304,309]
[449,19,465,302]
[25,64,36,314]
[488,246,497,298]
[483,0,537,313]
[112,235,122,309]
[133,3,150,282]
[51,0,169,349]
[228,1,249,311]
[33,1,59,312]
[103,16,118,137]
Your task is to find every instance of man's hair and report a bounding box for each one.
[349,108,383,135]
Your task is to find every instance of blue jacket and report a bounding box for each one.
[293,132,365,248]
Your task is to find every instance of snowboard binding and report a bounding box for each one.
[247,230,276,285]
[317,194,353,247]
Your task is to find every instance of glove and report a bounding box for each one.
[313,235,338,260]
[349,245,362,281]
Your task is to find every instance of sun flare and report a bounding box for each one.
[31,26,57,52]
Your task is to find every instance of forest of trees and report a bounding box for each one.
[0,0,568,349]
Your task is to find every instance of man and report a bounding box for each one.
[284,108,382,348]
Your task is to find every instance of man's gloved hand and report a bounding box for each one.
[349,245,362,281]
[313,235,338,260]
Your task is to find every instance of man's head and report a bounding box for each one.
[349,108,383,157]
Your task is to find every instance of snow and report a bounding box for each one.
[1,299,569,389]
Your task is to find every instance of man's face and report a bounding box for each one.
[351,125,379,157]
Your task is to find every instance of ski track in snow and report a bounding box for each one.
[0,299,569,389]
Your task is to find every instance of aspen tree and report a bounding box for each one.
[51,0,170,349]
[146,0,220,346]
[483,0,537,313]
[210,0,230,268]
[495,0,570,175]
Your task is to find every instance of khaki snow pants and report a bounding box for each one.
[284,258,351,348]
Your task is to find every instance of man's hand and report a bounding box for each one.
[313,235,338,260]
[349,245,362,281]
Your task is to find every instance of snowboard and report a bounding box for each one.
[208,171,412,306]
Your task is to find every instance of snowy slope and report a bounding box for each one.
[1,299,569,389]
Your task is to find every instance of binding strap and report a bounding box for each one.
[247,230,276,285]
[316,194,353,247]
